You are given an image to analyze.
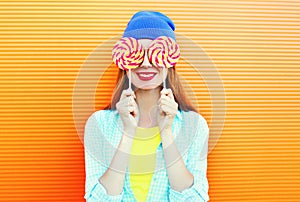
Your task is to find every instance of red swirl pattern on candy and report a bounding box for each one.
[148,36,180,68]
[112,37,145,70]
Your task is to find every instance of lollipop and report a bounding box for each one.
[148,36,180,88]
[112,37,145,70]
[112,37,145,89]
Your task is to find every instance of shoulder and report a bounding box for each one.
[180,110,209,128]
[84,109,123,145]
[179,110,209,142]
[91,109,116,117]
[85,109,120,131]
[88,109,118,122]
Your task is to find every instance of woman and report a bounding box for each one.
[84,11,209,202]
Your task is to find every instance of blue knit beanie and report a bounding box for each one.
[123,11,176,40]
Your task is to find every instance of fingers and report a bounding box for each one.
[119,96,136,112]
[159,88,174,106]
[120,88,136,100]
[117,89,138,118]
[128,96,139,117]
[159,89,175,106]
[160,96,176,107]
[158,88,178,116]
[160,88,174,100]
[159,100,178,115]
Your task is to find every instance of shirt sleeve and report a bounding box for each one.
[169,113,210,202]
[84,111,123,202]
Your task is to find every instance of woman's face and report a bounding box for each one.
[127,39,168,90]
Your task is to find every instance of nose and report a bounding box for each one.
[140,50,152,68]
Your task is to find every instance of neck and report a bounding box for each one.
[135,87,161,111]
[135,86,162,127]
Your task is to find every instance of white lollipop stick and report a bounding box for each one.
[163,67,166,89]
[128,68,132,90]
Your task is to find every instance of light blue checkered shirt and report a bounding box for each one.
[84,109,209,202]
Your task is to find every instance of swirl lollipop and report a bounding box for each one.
[148,36,180,88]
[112,37,145,89]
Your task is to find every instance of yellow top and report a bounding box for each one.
[129,126,161,202]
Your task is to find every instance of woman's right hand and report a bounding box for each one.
[116,89,139,134]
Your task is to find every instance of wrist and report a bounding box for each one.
[124,127,137,136]
[159,127,172,136]
[160,129,174,147]
[119,133,134,152]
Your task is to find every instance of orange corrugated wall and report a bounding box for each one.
[0,0,299,201]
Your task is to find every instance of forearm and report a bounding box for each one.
[161,129,194,192]
[99,129,135,196]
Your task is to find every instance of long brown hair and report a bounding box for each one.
[104,67,197,112]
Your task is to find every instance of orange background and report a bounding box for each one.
[1,0,300,201]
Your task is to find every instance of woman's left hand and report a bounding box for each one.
[157,88,178,134]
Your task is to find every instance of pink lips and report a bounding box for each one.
[136,72,157,81]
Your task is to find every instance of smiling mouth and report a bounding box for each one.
[136,72,157,81]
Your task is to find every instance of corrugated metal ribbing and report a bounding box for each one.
[0,0,299,201]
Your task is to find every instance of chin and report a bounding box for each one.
[134,83,162,90]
